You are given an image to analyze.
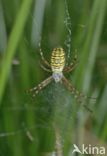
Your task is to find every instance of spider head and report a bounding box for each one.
[52,72,63,83]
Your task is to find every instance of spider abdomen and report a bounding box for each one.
[51,47,65,72]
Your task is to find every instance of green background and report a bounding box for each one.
[0,0,107,155]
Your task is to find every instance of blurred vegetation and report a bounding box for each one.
[0,0,107,156]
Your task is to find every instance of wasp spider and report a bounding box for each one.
[28,47,95,111]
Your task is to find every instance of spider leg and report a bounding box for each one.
[28,76,53,97]
[63,62,78,73]
[64,54,78,73]
[62,76,95,112]
[38,42,51,68]
[39,61,52,73]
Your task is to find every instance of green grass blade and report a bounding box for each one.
[83,0,107,92]
[0,0,34,104]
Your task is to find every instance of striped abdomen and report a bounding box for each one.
[51,48,65,72]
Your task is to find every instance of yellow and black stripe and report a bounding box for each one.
[51,48,65,72]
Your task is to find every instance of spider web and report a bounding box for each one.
[0,82,75,136]
[64,0,72,65]
[0,77,92,156]
[0,82,78,156]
